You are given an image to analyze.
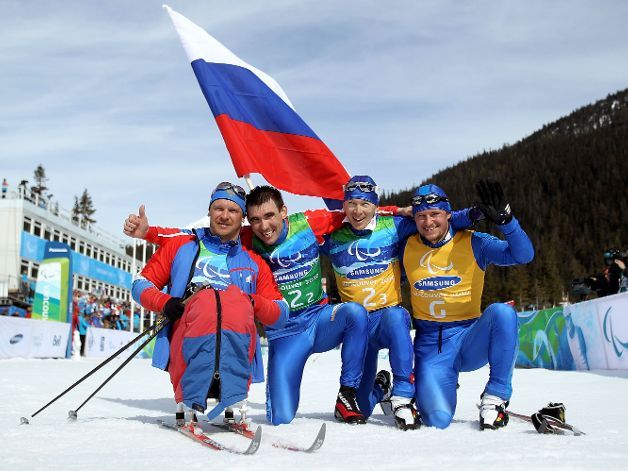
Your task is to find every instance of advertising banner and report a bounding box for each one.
[20,231,132,290]
[31,242,73,323]
[517,307,575,370]
[564,292,628,370]
[0,316,71,359]
[85,327,151,359]
[517,292,628,371]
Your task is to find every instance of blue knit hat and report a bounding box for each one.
[210,182,247,215]
[343,175,379,205]
[412,183,451,215]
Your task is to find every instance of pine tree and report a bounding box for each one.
[73,189,97,228]
[31,165,48,198]
[71,196,81,225]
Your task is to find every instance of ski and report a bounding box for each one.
[158,420,262,454]
[508,411,585,436]
[207,421,326,453]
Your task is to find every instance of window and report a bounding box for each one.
[79,241,85,255]
[20,260,29,276]
[70,237,77,251]
[33,221,42,237]
[23,218,32,233]
[44,228,51,240]
[53,230,60,242]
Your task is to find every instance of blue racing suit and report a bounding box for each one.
[401,217,534,428]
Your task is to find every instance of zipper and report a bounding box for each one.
[207,288,223,402]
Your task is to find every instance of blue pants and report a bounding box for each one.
[266,302,368,425]
[356,306,414,417]
[413,303,518,429]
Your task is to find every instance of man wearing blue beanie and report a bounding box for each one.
[127,181,289,426]
[402,180,534,430]
[321,175,479,430]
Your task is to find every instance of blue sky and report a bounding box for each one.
[2,0,627,237]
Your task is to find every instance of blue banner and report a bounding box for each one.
[20,231,131,289]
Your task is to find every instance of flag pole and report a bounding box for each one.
[243,174,254,191]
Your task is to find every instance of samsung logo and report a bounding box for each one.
[275,267,311,283]
[414,276,461,291]
[346,264,388,280]
[10,334,24,344]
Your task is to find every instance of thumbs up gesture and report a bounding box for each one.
[123,204,149,239]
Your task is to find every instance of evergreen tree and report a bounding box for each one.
[73,189,97,228]
[31,165,48,198]
[71,196,81,225]
[380,88,628,306]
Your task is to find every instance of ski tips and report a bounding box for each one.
[19,416,30,425]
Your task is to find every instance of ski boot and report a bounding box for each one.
[335,386,366,424]
[391,396,420,430]
[479,394,510,430]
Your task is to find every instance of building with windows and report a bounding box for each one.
[0,185,147,315]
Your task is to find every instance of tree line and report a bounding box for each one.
[379,88,628,310]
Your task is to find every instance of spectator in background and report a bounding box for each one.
[2,178,7,198]
[78,312,89,356]
[585,248,627,297]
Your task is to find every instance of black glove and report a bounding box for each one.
[162,297,185,322]
[468,204,486,224]
[475,180,513,225]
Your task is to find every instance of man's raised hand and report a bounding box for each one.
[123,204,149,239]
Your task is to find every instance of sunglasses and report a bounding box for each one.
[344,182,378,193]
[213,182,246,199]
[412,193,449,206]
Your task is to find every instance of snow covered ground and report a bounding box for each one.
[1,350,627,470]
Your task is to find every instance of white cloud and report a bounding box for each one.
[1,0,628,234]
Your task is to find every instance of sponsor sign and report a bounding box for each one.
[85,327,151,359]
[516,292,628,371]
[0,316,71,359]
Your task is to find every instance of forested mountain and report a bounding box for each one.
[380,88,628,309]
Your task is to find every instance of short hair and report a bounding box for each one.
[246,185,284,211]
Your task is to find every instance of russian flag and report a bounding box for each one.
[164,5,350,200]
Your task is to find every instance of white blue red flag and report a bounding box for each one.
[164,5,350,200]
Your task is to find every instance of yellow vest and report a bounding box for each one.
[404,231,484,322]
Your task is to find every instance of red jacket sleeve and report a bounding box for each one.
[303,209,346,242]
[245,248,288,328]
[144,226,192,246]
[133,236,192,312]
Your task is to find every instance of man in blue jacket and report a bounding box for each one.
[402,180,534,430]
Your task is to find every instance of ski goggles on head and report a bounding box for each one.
[412,194,449,206]
[343,182,378,193]
[212,182,246,199]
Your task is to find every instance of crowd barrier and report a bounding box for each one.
[85,326,152,359]
[0,316,71,359]
[517,292,628,371]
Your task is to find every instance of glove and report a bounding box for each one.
[162,297,185,322]
[468,204,486,224]
[475,180,513,225]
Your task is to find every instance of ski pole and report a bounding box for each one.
[67,319,169,420]
[20,318,167,424]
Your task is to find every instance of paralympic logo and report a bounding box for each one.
[269,247,303,268]
[419,250,454,275]
[196,259,230,282]
[603,307,628,358]
[347,241,381,262]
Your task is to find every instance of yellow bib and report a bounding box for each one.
[404,231,484,322]
[335,261,402,312]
